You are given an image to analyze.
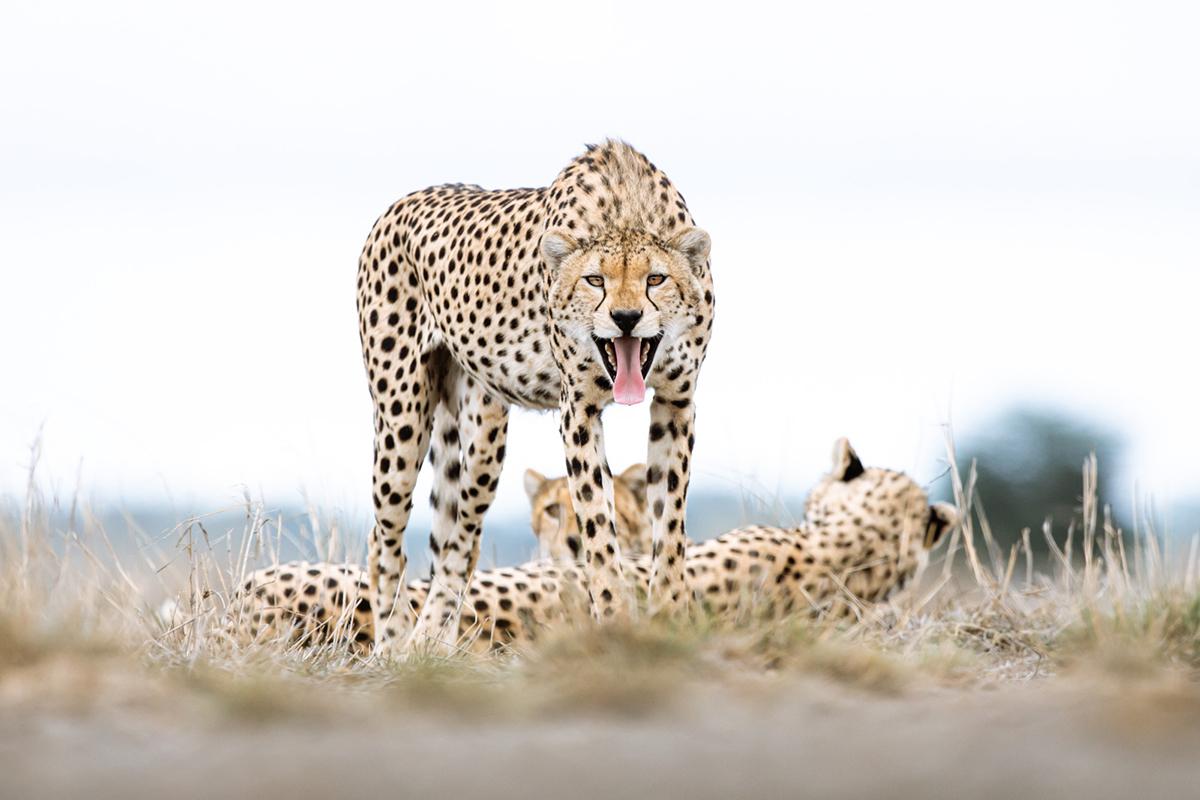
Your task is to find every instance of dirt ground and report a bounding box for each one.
[4,676,1200,800]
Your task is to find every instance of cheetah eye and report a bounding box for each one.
[584,276,604,287]
[543,503,562,520]
[647,274,666,286]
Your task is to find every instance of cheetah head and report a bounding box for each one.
[541,227,710,405]
[523,463,649,561]
[805,438,960,590]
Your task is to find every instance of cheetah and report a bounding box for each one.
[524,463,651,561]
[229,440,958,655]
[357,139,714,653]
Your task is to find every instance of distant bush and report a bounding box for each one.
[948,407,1126,552]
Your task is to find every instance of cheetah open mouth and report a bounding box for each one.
[592,334,662,406]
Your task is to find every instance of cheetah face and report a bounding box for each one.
[541,227,710,405]
[524,469,577,560]
[805,438,960,568]
[523,464,649,560]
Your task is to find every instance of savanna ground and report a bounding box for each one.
[3,448,1200,800]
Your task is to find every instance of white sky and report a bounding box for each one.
[1,0,1198,526]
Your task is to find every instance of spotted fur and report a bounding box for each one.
[230,441,958,655]
[357,140,714,653]
[524,463,651,561]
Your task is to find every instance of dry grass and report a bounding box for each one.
[2,438,1199,727]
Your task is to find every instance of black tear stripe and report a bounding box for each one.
[644,284,660,312]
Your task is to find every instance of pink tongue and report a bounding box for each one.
[611,336,645,405]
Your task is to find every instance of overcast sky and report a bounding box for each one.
[2,1,1197,530]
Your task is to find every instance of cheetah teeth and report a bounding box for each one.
[593,333,663,383]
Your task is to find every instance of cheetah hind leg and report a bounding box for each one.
[406,376,509,654]
[367,349,439,659]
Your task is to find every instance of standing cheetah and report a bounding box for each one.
[228,440,958,656]
[357,140,714,653]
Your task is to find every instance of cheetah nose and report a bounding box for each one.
[610,310,642,336]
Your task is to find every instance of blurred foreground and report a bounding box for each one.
[4,671,1200,800]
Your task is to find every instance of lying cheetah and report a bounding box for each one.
[226,464,651,653]
[230,440,957,655]
[358,140,714,653]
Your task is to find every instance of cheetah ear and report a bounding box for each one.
[831,437,865,482]
[617,463,648,503]
[925,502,960,549]
[540,229,580,274]
[523,468,547,503]
[670,227,711,276]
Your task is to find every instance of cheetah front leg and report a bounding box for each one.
[560,395,630,620]
[646,393,696,617]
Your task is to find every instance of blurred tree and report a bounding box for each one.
[947,408,1125,553]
